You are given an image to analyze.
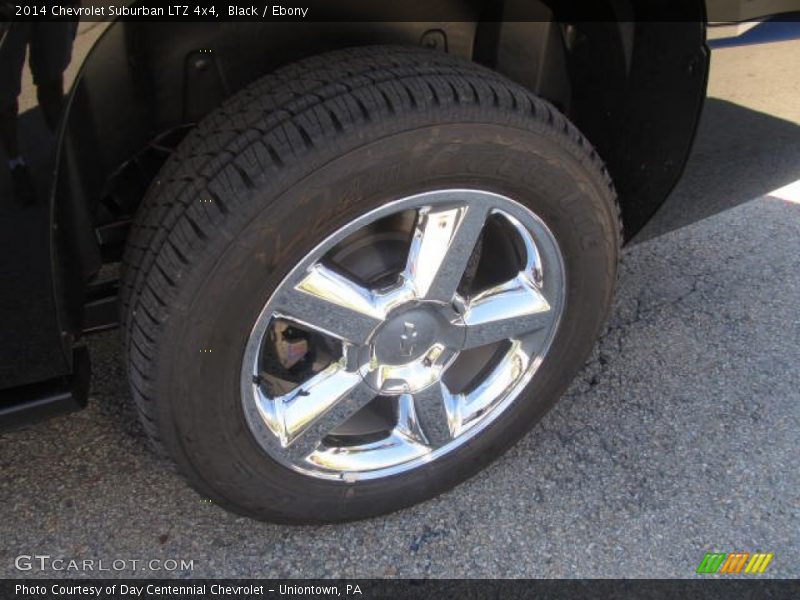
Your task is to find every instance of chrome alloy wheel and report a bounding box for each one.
[241,189,565,481]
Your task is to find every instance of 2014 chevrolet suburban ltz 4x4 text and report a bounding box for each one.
[1,0,797,523]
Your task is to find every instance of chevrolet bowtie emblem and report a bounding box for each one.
[399,321,418,357]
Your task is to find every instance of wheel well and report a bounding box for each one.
[58,0,707,293]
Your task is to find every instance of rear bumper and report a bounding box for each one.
[0,346,90,432]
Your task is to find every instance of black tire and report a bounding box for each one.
[121,46,620,523]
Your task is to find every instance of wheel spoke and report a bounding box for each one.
[306,403,430,476]
[273,367,377,461]
[272,264,384,344]
[403,203,489,302]
[393,393,427,443]
[456,341,531,434]
[408,383,457,447]
[459,274,552,349]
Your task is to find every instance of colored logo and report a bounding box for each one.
[696,552,773,574]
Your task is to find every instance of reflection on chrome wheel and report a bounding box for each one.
[241,189,565,481]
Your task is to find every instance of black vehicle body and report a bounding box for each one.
[0,0,791,428]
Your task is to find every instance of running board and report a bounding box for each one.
[0,347,90,432]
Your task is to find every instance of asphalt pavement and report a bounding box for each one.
[1,39,798,579]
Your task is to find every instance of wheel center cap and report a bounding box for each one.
[373,306,441,365]
[360,302,465,394]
